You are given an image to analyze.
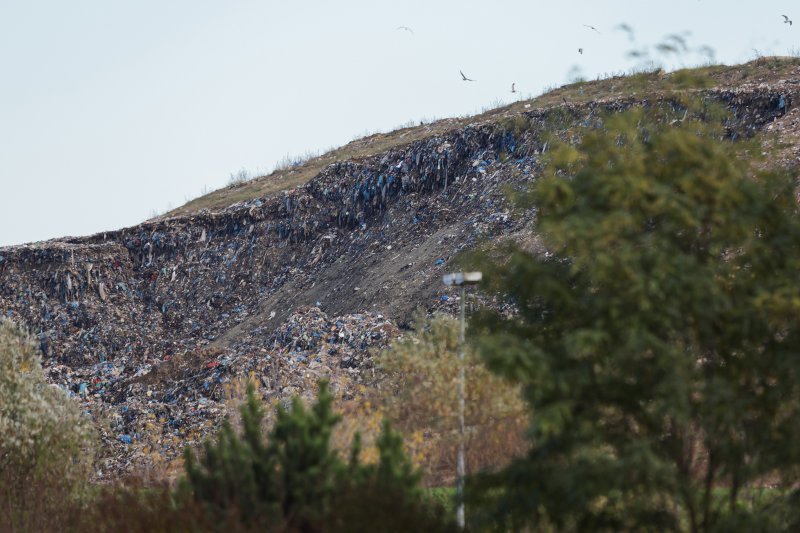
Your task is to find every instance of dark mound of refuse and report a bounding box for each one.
[2,80,798,477]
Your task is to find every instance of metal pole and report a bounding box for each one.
[457,284,466,529]
[443,271,480,529]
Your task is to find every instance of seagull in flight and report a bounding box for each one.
[511,82,516,93]
[783,15,793,25]
[460,70,476,82]
[583,24,601,34]
[397,25,414,33]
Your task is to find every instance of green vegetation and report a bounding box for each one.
[182,381,453,531]
[377,315,527,484]
[0,320,94,531]
[0,372,452,531]
[465,106,800,531]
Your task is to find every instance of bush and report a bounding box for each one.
[228,168,251,185]
[63,481,215,533]
[0,319,94,530]
[182,381,454,531]
[377,315,527,485]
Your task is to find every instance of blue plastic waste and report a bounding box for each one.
[119,435,133,444]
[435,259,445,266]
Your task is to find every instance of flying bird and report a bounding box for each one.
[511,82,516,93]
[584,24,601,34]
[578,48,584,54]
[397,25,414,33]
[782,15,793,25]
[460,70,476,82]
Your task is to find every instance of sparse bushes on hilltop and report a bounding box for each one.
[227,168,251,185]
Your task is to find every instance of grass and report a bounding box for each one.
[161,57,800,219]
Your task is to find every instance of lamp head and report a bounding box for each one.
[443,271,483,286]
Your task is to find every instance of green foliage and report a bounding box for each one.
[379,315,524,432]
[183,381,453,531]
[377,315,527,482]
[373,419,422,493]
[466,108,800,531]
[0,319,94,529]
[328,419,453,533]
[62,483,215,533]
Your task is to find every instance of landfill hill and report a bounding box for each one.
[2,57,800,479]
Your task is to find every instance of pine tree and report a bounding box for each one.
[183,381,453,531]
[269,382,342,528]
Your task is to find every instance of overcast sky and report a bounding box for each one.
[1,0,797,246]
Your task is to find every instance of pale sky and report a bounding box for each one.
[1,0,797,246]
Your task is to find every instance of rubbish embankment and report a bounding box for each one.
[1,79,798,477]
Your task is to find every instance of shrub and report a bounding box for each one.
[182,381,453,531]
[0,319,94,529]
[377,315,527,486]
[228,168,251,185]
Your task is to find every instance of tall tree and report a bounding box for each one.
[467,107,800,532]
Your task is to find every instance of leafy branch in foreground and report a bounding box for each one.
[467,107,800,532]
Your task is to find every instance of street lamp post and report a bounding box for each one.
[442,271,482,529]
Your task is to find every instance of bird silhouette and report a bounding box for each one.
[783,15,793,25]
[511,82,516,93]
[578,48,584,54]
[460,70,476,82]
[584,24,601,34]
[397,25,414,33]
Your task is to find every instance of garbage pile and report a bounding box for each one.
[1,82,798,477]
[41,306,400,478]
